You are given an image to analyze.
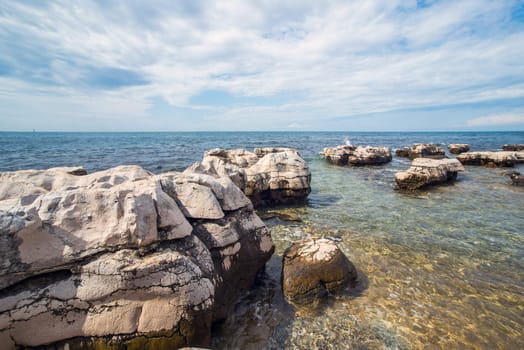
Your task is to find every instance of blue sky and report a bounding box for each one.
[1,0,523,131]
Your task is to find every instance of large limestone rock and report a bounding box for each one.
[282,238,357,304]
[395,158,465,190]
[456,151,519,167]
[408,144,446,160]
[189,147,311,207]
[348,146,392,165]
[448,144,470,154]
[321,145,392,166]
[0,165,274,349]
[321,145,356,165]
[502,144,524,151]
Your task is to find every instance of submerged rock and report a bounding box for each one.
[395,158,465,190]
[189,147,311,207]
[281,238,357,304]
[456,151,519,167]
[508,172,524,186]
[321,145,392,166]
[0,165,274,349]
[448,144,470,154]
[408,144,446,160]
[502,144,524,151]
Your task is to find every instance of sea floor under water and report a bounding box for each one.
[212,159,524,350]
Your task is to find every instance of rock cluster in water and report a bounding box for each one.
[321,145,392,166]
[447,143,470,154]
[456,151,522,167]
[0,165,274,349]
[189,147,311,207]
[395,158,465,190]
[281,238,357,304]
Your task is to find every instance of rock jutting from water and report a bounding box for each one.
[456,151,521,167]
[186,147,311,207]
[502,144,524,151]
[395,147,410,158]
[321,145,392,166]
[395,158,465,190]
[407,143,446,160]
[0,165,274,349]
[448,144,470,154]
[281,238,358,305]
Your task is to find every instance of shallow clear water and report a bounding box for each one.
[1,131,523,349]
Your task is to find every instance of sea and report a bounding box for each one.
[1,131,523,349]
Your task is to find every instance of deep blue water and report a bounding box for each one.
[1,131,523,349]
[0,131,522,173]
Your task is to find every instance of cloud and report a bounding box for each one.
[466,112,524,127]
[0,0,524,130]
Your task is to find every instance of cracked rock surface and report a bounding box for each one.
[187,147,311,207]
[0,165,274,349]
[281,238,357,305]
[321,145,392,166]
[395,158,465,190]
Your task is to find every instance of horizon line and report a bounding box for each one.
[1,130,524,133]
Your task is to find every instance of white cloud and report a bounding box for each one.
[0,0,523,130]
[466,112,524,127]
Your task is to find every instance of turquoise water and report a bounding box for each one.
[1,131,523,349]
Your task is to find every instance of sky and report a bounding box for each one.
[1,0,524,132]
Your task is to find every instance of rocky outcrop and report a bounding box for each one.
[188,147,311,207]
[408,144,446,160]
[395,147,410,158]
[321,145,355,165]
[0,165,274,349]
[281,238,357,304]
[448,144,470,154]
[456,152,519,167]
[395,158,465,190]
[321,145,392,166]
[502,144,524,151]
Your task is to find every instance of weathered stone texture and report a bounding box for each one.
[395,158,465,190]
[0,164,274,349]
[190,147,311,206]
[321,145,392,166]
[282,238,357,304]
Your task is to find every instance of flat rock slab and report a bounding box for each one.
[456,151,519,167]
[395,158,464,190]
